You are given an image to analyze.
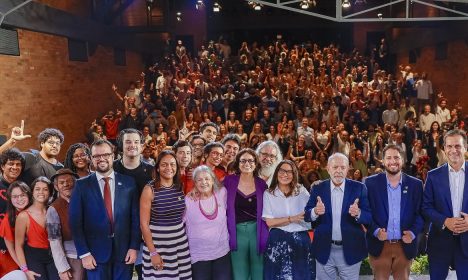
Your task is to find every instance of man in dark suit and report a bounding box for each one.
[305,152,372,279]
[365,144,424,279]
[422,129,468,279]
[69,139,140,280]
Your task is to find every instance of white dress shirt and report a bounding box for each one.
[448,164,465,218]
[262,186,311,232]
[310,180,346,241]
[96,171,116,213]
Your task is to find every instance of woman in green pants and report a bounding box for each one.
[224,149,269,280]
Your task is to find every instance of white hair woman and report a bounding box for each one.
[185,165,232,280]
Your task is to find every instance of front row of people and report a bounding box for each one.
[1,129,468,280]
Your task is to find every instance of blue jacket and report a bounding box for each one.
[422,162,468,258]
[304,178,371,265]
[69,172,141,263]
[365,172,424,259]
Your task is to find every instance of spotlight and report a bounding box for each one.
[301,1,309,9]
[213,2,221,12]
[248,1,262,11]
[377,12,383,19]
[342,0,351,8]
[196,0,204,10]
[176,11,182,21]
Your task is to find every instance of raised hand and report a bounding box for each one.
[348,198,361,218]
[314,196,325,216]
[11,120,31,141]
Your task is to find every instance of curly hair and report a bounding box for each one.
[0,148,25,168]
[64,143,91,173]
[38,128,64,144]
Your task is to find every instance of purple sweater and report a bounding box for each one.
[223,174,269,254]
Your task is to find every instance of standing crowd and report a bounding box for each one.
[0,37,467,280]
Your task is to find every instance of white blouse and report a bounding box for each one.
[262,186,311,232]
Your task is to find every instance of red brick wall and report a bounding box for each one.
[0,30,143,159]
[37,0,91,17]
[396,39,468,111]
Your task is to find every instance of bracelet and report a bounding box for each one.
[20,264,29,272]
[149,250,158,257]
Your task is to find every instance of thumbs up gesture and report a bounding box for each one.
[377,228,387,241]
[314,196,325,216]
[348,198,361,218]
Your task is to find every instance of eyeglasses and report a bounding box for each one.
[240,159,255,165]
[73,154,89,160]
[260,152,277,160]
[278,168,294,176]
[46,140,62,147]
[11,193,27,200]
[91,153,113,160]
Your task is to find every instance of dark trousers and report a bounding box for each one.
[24,245,59,280]
[86,261,133,280]
[192,252,232,280]
[428,237,468,280]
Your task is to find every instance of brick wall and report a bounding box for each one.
[0,29,143,159]
[396,40,468,112]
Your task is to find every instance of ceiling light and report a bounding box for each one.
[176,11,182,21]
[196,0,204,9]
[342,0,351,8]
[254,4,261,10]
[301,1,309,9]
[213,2,221,12]
[377,12,383,19]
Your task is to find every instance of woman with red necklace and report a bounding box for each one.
[184,165,231,280]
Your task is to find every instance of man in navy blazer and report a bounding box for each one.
[69,139,140,280]
[305,152,371,280]
[422,129,468,280]
[365,144,424,279]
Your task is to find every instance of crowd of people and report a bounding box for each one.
[0,37,467,280]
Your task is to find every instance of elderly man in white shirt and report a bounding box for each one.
[419,104,436,132]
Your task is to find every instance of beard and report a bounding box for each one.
[384,165,401,175]
[259,163,277,179]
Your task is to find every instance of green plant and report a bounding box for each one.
[411,254,429,275]
[360,257,373,275]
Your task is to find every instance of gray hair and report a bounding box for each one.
[192,165,222,193]
[328,152,349,166]
[444,129,467,147]
[255,140,283,162]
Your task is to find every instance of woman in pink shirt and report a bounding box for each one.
[184,165,232,280]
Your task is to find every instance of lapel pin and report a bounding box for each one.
[118,182,122,186]
[403,186,408,194]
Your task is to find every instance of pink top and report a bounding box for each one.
[184,187,230,264]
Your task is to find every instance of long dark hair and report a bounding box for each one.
[268,160,300,197]
[7,181,32,227]
[64,143,91,173]
[153,150,182,191]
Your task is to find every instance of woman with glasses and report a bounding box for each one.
[223,149,268,280]
[140,150,192,279]
[203,142,227,182]
[0,182,31,280]
[184,166,232,280]
[15,177,59,280]
[64,143,91,178]
[262,160,314,280]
